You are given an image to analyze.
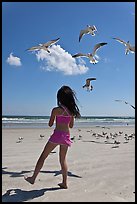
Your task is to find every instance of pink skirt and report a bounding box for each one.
[48,130,72,146]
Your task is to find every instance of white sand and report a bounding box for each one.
[2,126,135,202]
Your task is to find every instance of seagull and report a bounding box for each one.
[26,38,60,53]
[72,42,107,64]
[16,137,24,143]
[83,78,96,91]
[79,25,97,42]
[18,137,23,140]
[114,140,121,145]
[78,135,82,140]
[71,136,76,142]
[40,134,45,139]
[115,100,135,109]
[113,37,135,55]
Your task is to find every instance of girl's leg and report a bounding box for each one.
[24,141,57,184]
[58,145,69,189]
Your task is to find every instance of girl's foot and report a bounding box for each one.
[24,176,35,185]
[58,183,68,189]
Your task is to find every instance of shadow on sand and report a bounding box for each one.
[40,170,82,178]
[2,167,82,202]
[2,187,60,202]
[2,167,32,178]
[2,167,82,179]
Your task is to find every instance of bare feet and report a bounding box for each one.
[24,176,35,185]
[58,183,68,189]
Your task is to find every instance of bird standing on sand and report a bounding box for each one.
[71,136,76,142]
[40,134,45,139]
[79,25,97,42]
[16,137,24,143]
[72,42,107,64]
[83,78,96,91]
[26,38,60,53]
[113,37,135,55]
[115,100,135,109]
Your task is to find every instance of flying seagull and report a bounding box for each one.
[72,42,107,64]
[26,38,60,53]
[115,100,135,109]
[79,25,97,42]
[83,78,96,91]
[113,37,135,55]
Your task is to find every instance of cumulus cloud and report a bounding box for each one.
[6,53,22,66]
[35,45,89,75]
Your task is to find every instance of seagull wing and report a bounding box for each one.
[113,38,127,46]
[86,78,96,86]
[129,46,135,52]
[86,78,96,81]
[92,25,97,31]
[43,38,60,47]
[92,43,107,56]
[72,53,88,58]
[79,29,89,42]
[26,45,41,51]
[124,101,129,104]
[130,105,135,109]
[83,84,86,88]
[124,101,135,109]
[115,99,123,102]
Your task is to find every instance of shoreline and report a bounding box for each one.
[2,115,135,130]
[2,124,135,129]
[2,122,135,130]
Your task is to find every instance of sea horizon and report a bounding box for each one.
[2,115,135,129]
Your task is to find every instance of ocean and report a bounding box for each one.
[2,115,135,129]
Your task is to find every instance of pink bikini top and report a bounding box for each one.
[56,106,71,124]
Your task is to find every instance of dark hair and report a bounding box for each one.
[57,86,81,118]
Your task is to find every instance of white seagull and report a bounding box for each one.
[72,42,107,64]
[83,78,96,91]
[79,25,97,42]
[26,38,60,53]
[113,37,135,55]
[115,100,135,109]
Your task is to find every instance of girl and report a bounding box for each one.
[24,85,80,189]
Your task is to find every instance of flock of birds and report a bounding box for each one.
[26,24,135,93]
[71,128,135,149]
[16,128,135,149]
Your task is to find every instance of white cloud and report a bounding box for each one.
[36,45,89,75]
[6,53,22,66]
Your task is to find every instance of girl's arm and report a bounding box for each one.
[69,116,74,128]
[48,108,56,127]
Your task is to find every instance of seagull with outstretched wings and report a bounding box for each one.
[83,78,96,91]
[79,25,97,42]
[26,38,60,53]
[115,100,135,109]
[72,42,107,64]
[113,37,135,55]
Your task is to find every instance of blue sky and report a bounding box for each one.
[2,2,135,116]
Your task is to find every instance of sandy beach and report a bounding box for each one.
[2,126,135,202]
